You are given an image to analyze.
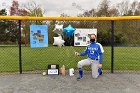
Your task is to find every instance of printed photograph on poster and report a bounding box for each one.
[30,25,48,48]
[74,28,97,46]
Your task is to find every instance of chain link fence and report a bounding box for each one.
[114,20,140,72]
[0,19,140,74]
[0,20,19,73]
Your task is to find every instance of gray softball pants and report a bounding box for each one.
[77,58,99,78]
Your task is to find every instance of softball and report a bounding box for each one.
[42,72,47,76]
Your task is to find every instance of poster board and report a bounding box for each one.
[30,25,48,48]
[74,28,97,46]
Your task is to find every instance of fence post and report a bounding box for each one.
[111,21,115,73]
[18,20,22,74]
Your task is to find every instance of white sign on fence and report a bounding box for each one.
[74,28,97,46]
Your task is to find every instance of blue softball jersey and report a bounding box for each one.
[80,42,104,64]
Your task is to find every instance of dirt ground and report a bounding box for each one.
[0,71,140,93]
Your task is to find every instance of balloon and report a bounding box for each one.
[58,34,63,40]
[53,24,63,35]
[53,35,65,47]
[64,25,76,37]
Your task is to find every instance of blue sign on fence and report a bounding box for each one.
[30,25,48,48]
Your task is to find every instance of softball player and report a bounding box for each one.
[75,34,104,80]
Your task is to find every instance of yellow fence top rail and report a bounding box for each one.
[0,16,140,21]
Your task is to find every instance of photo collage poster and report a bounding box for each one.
[74,28,97,46]
[30,25,48,48]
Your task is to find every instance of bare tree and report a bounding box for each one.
[109,6,119,16]
[96,0,110,17]
[130,1,138,15]
[23,1,46,17]
[137,2,140,15]
[117,1,129,16]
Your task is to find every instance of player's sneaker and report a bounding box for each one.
[77,76,83,81]
[77,68,83,81]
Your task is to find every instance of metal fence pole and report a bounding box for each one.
[111,21,115,73]
[18,20,22,74]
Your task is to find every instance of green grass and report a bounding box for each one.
[114,47,140,70]
[0,45,140,72]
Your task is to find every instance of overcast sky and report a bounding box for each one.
[0,0,140,16]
